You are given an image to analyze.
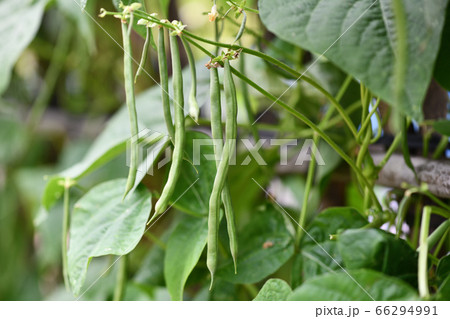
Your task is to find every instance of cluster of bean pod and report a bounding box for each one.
[110,3,240,288]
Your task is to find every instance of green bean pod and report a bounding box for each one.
[233,11,247,44]
[134,27,151,83]
[180,35,200,121]
[122,21,139,198]
[209,67,238,274]
[207,60,238,287]
[157,27,175,140]
[150,34,185,223]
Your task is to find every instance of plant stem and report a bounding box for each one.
[377,132,402,169]
[432,135,448,159]
[27,22,72,131]
[296,133,319,246]
[61,178,71,290]
[144,231,167,250]
[239,52,260,141]
[433,229,449,258]
[184,37,381,210]
[177,32,358,136]
[418,206,431,299]
[113,255,127,301]
[417,219,450,253]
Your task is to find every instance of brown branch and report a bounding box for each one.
[372,153,450,199]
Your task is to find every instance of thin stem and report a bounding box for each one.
[62,178,71,291]
[144,231,167,250]
[27,22,72,131]
[432,135,448,159]
[416,219,450,253]
[357,98,380,141]
[336,74,353,103]
[418,206,431,299]
[296,133,319,246]
[181,31,358,137]
[433,228,449,258]
[239,52,260,141]
[113,255,127,301]
[184,37,382,210]
[377,132,402,169]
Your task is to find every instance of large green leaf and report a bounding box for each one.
[295,207,368,282]
[437,276,450,301]
[301,241,342,281]
[302,207,367,247]
[164,214,208,301]
[338,228,417,285]
[289,269,419,301]
[434,4,450,91]
[253,279,292,301]
[436,255,450,286]
[259,0,449,121]
[170,131,216,216]
[433,120,450,136]
[67,179,152,295]
[0,0,46,95]
[217,204,294,284]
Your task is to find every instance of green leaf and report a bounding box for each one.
[164,214,208,301]
[433,120,450,136]
[436,276,450,301]
[0,0,46,95]
[0,116,27,164]
[253,279,292,301]
[338,228,417,286]
[294,207,367,282]
[302,207,367,247]
[133,240,166,287]
[436,255,450,286]
[434,4,450,91]
[217,204,294,284]
[67,179,152,295]
[58,0,95,54]
[170,131,217,216]
[301,241,342,281]
[289,269,419,301]
[259,0,449,121]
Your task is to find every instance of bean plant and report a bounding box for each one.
[0,0,450,301]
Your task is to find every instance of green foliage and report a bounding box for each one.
[170,132,216,216]
[67,179,152,295]
[164,214,208,301]
[259,0,449,121]
[253,279,292,301]
[0,0,46,95]
[296,207,368,282]
[217,204,295,284]
[289,269,419,301]
[338,229,418,285]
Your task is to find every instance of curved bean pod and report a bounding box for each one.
[180,35,200,122]
[207,60,238,287]
[122,21,139,198]
[209,67,238,274]
[150,34,185,222]
[157,27,175,140]
[134,27,151,83]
